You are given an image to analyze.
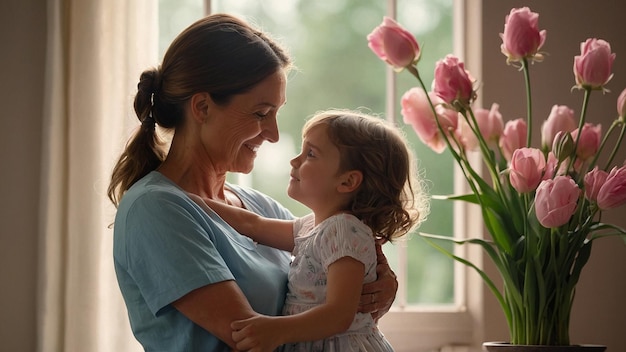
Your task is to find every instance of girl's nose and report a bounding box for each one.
[290,155,301,168]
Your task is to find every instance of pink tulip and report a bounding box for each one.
[433,55,475,109]
[509,148,546,193]
[541,105,577,150]
[584,167,609,202]
[401,88,458,153]
[543,152,558,180]
[618,88,626,117]
[367,17,421,70]
[535,176,581,228]
[571,123,602,161]
[458,103,504,151]
[597,166,626,210]
[500,118,528,161]
[500,7,547,64]
[574,38,615,89]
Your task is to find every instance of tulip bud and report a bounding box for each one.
[401,88,458,153]
[597,166,626,210]
[541,105,577,150]
[500,118,528,161]
[509,148,546,193]
[571,123,602,161]
[584,167,608,203]
[500,7,546,64]
[552,131,575,163]
[433,55,476,110]
[367,17,421,71]
[535,176,580,228]
[574,38,615,90]
[618,88,626,118]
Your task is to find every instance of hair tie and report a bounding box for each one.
[153,69,163,95]
[142,115,156,130]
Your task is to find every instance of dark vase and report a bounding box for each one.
[482,342,607,352]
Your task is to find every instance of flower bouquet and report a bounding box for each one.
[367,7,626,346]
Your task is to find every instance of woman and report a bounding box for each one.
[108,14,397,351]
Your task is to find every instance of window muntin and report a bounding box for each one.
[208,0,456,307]
[157,1,471,349]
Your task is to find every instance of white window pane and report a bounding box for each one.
[208,0,455,307]
[158,0,204,57]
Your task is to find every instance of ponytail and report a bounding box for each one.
[107,68,166,207]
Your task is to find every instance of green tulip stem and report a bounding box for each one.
[464,108,504,195]
[522,58,533,147]
[602,117,626,170]
[568,87,592,173]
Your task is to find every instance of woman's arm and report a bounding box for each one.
[231,257,365,351]
[358,242,398,321]
[194,195,295,252]
[172,280,257,349]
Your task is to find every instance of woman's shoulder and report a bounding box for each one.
[119,171,186,208]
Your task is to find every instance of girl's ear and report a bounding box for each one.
[337,170,363,193]
[189,92,211,124]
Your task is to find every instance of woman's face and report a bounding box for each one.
[205,70,287,174]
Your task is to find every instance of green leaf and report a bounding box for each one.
[432,193,479,203]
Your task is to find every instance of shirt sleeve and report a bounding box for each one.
[318,215,376,271]
[122,190,234,316]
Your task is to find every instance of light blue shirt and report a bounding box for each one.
[113,171,292,351]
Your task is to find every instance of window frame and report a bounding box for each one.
[377,2,487,350]
[201,0,483,350]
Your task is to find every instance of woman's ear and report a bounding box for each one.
[337,170,363,193]
[189,92,211,124]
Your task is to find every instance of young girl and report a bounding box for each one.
[196,109,429,352]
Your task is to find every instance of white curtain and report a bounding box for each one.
[38,0,157,351]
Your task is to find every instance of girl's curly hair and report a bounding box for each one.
[303,109,430,242]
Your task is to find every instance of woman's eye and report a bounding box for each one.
[255,111,269,119]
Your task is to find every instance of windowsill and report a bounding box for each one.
[378,309,473,352]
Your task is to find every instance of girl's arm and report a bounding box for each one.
[231,257,365,351]
[194,195,295,252]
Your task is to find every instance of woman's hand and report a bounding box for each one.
[358,242,398,322]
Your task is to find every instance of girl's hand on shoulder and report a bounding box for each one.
[231,315,282,352]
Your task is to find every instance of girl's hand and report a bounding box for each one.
[231,315,282,352]
[358,242,398,321]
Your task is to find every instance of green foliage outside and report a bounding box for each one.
[161,0,456,305]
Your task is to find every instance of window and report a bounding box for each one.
[158,1,474,350]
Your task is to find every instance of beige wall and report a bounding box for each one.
[477,1,626,350]
[0,0,46,351]
[0,0,624,351]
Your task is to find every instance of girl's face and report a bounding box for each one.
[288,124,345,212]
[204,70,287,174]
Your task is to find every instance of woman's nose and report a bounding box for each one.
[261,115,279,143]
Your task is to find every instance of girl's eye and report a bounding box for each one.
[306,149,315,158]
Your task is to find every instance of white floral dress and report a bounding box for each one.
[280,213,395,352]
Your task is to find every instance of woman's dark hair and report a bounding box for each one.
[108,14,292,206]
